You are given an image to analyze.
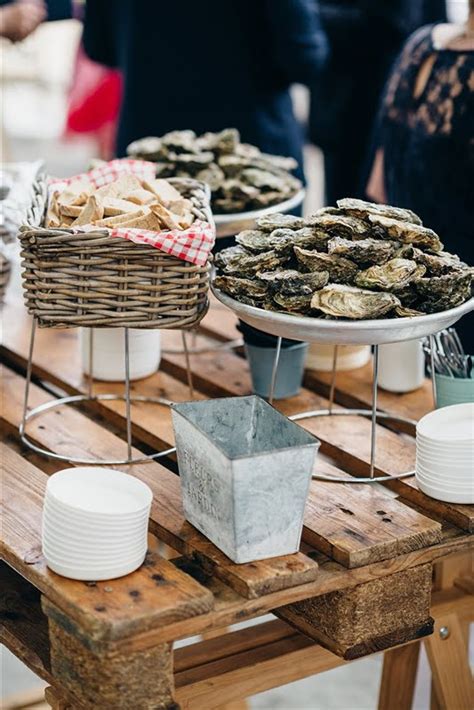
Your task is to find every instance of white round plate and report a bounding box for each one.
[46,467,152,516]
[416,477,473,504]
[44,552,147,581]
[44,498,150,527]
[415,464,472,486]
[214,189,306,238]
[417,403,474,442]
[212,287,474,345]
[42,544,147,567]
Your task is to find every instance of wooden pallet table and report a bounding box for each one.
[1,296,473,710]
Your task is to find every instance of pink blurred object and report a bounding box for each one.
[64,45,122,159]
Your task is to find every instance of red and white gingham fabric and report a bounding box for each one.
[48,159,215,266]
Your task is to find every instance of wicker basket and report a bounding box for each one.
[19,177,213,329]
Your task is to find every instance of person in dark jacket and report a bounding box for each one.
[83,0,328,178]
[309,0,446,204]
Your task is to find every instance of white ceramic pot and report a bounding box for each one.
[378,339,424,393]
[81,328,161,381]
[306,343,371,372]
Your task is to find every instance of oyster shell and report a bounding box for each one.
[214,275,267,300]
[368,215,443,251]
[305,213,370,239]
[214,245,249,271]
[222,249,288,277]
[412,249,464,276]
[294,246,358,283]
[311,284,400,319]
[328,236,396,265]
[256,213,305,232]
[161,130,197,154]
[236,229,293,253]
[195,164,225,191]
[394,305,424,318]
[273,292,313,313]
[241,169,291,192]
[355,258,426,291]
[292,227,331,251]
[415,271,472,313]
[337,198,422,225]
[258,269,329,294]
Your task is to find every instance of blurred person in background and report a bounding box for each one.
[82,0,328,182]
[0,0,70,40]
[0,0,45,40]
[366,1,474,351]
[309,0,447,205]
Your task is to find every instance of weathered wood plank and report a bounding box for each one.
[277,564,434,659]
[0,563,53,685]
[2,442,214,642]
[304,461,442,568]
[43,599,177,710]
[378,642,421,710]
[1,369,319,600]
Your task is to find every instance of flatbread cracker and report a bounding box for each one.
[125,188,156,205]
[94,208,149,228]
[142,179,182,205]
[95,174,143,200]
[59,203,83,218]
[168,198,193,216]
[103,198,143,216]
[115,210,164,231]
[150,203,183,230]
[46,193,61,227]
[72,195,104,227]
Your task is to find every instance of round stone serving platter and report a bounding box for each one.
[211,288,474,345]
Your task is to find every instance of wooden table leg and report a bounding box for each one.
[425,613,472,710]
[42,599,179,710]
[378,641,421,710]
[430,552,473,709]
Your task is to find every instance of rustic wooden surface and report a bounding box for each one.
[277,564,434,659]
[1,294,472,709]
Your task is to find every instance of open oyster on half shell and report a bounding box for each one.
[311,284,401,319]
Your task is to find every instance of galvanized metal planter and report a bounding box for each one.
[171,395,319,564]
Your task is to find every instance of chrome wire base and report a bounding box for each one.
[19,393,176,465]
[268,339,420,484]
[19,319,197,466]
[289,410,416,483]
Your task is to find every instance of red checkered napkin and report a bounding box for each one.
[48,159,215,266]
[49,159,157,191]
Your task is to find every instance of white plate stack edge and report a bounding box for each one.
[42,467,153,581]
[415,403,474,504]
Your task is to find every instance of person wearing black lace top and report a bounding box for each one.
[367,6,474,352]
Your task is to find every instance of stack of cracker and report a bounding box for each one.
[46,175,195,232]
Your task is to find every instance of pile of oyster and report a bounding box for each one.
[213,199,473,320]
[127,129,302,214]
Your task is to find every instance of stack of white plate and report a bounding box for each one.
[416,403,474,504]
[42,467,152,581]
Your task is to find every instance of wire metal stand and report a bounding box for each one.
[267,336,437,484]
[19,319,196,465]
